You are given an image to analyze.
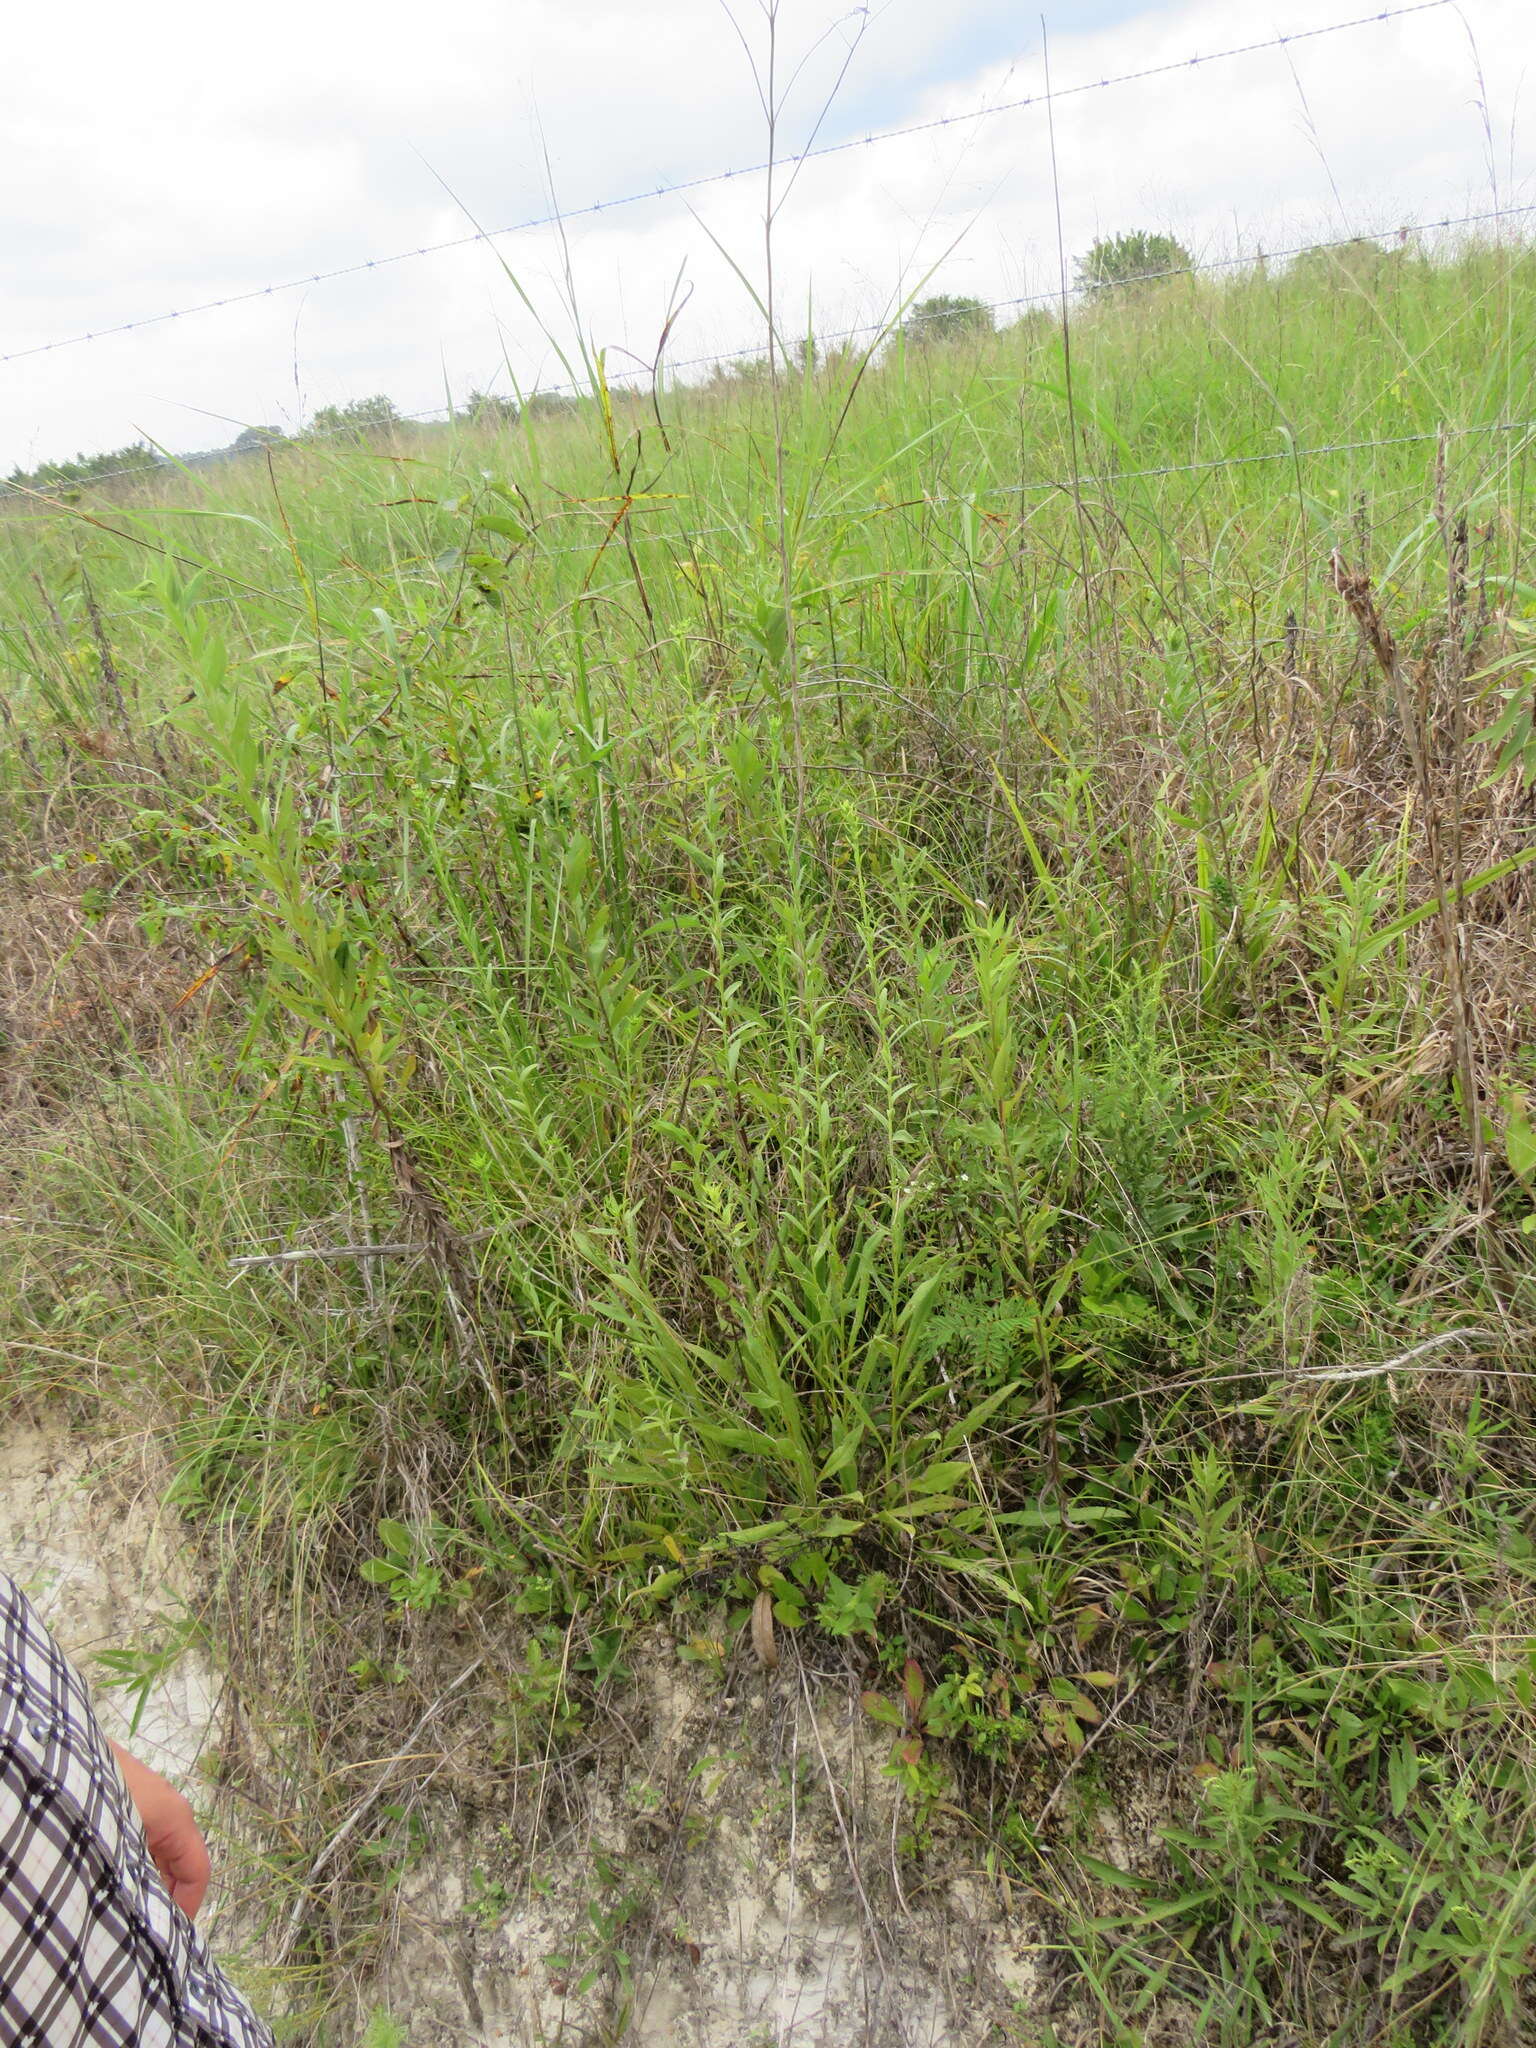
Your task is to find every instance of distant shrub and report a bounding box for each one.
[1077,231,1193,292]
[701,338,817,390]
[1002,307,1057,345]
[463,390,520,427]
[1285,236,1409,290]
[900,295,995,348]
[705,355,772,390]
[308,394,402,441]
[232,424,287,453]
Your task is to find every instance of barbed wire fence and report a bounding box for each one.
[3,0,1530,618]
[0,0,1453,376]
[44,415,1528,641]
[6,193,1532,509]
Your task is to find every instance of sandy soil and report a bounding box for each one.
[2,1405,1158,2045]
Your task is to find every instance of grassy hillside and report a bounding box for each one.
[4,237,1536,2043]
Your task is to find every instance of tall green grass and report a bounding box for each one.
[4,238,1536,2043]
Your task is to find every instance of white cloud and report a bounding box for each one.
[1,0,1531,471]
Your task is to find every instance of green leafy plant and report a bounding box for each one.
[359,2009,408,2048]
[546,1851,652,2003]
[360,1520,471,1613]
[94,1610,205,1738]
[815,1570,887,1638]
[7,212,1536,2048]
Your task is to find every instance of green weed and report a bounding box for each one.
[3,232,1536,2044]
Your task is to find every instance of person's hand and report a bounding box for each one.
[108,1739,212,1921]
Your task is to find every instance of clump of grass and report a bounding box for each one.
[3,233,1536,2044]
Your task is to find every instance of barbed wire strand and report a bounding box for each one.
[6,193,1531,506]
[504,197,1536,403]
[541,415,1536,562]
[2,0,1451,371]
[52,414,1530,634]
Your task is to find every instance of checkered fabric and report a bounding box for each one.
[0,1571,273,2048]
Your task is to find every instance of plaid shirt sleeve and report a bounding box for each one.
[0,1571,274,2048]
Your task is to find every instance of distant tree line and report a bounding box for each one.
[2,385,572,492]
[462,388,579,426]
[5,441,164,492]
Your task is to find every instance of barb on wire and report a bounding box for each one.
[2,0,1450,369]
[6,193,1531,508]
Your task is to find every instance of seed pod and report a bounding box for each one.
[751,1589,779,1670]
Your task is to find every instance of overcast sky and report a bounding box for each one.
[2,0,1531,473]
